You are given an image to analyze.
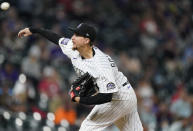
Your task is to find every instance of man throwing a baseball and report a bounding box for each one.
[18,23,143,131]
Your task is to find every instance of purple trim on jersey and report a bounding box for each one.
[61,38,70,45]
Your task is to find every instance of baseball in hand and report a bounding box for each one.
[1,2,10,10]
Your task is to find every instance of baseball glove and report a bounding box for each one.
[70,72,98,101]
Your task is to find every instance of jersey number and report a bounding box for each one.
[107,56,116,67]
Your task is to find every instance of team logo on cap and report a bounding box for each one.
[86,33,89,37]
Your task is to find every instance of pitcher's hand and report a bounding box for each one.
[18,28,32,38]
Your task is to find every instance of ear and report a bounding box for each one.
[85,38,90,44]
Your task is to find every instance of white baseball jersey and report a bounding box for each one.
[58,38,143,131]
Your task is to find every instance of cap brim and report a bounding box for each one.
[68,27,82,36]
[68,27,77,33]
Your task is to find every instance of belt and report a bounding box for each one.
[122,81,129,87]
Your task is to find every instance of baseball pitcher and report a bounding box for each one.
[18,23,143,131]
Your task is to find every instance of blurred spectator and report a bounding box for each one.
[184,44,193,65]
[170,88,192,119]
[11,74,28,112]
[0,61,19,86]
[156,102,173,130]
[140,9,159,53]
[21,44,42,81]
[0,81,13,108]
[168,118,192,131]
[118,51,142,83]
[140,103,157,131]
[38,66,61,98]
[54,93,76,125]
[137,78,156,131]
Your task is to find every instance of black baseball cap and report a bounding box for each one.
[68,23,96,42]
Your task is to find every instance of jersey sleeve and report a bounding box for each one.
[58,38,79,59]
[96,69,118,93]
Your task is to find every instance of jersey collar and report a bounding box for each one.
[81,48,95,59]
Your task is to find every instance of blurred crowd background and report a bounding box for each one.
[0,0,193,131]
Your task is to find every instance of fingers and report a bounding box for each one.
[18,30,25,38]
[18,28,31,38]
[24,34,29,37]
[18,32,23,38]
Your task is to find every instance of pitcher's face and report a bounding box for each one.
[71,34,90,50]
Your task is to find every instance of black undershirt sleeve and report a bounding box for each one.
[79,93,113,105]
[29,27,63,45]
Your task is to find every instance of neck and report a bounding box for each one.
[78,45,93,59]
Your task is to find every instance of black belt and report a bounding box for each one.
[122,81,129,87]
